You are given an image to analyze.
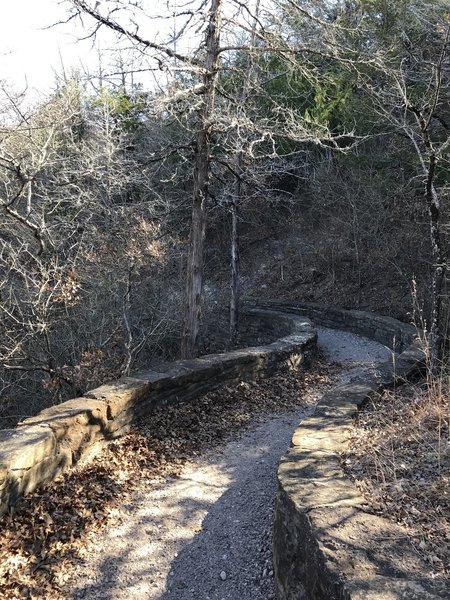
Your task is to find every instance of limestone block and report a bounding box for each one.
[279,448,342,480]
[274,493,447,600]
[0,427,56,472]
[273,489,342,600]
[19,398,110,460]
[399,345,426,364]
[278,448,364,510]
[369,354,423,387]
[0,428,59,516]
[310,506,448,600]
[20,449,72,495]
[320,383,379,408]
[20,398,108,434]
[86,377,154,419]
[291,415,352,452]
[0,461,8,487]
[314,400,359,420]
[295,476,364,511]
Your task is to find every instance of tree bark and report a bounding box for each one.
[229,189,240,343]
[228,0,260,344]
[181,0,222,358]
[426,154,445,373]
[411,100,447,373]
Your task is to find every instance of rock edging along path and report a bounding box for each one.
[246,301,445,599]
[0,310,316,517]
[63,326,391,600]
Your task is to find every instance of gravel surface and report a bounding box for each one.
[66,328,392,600]
[317,327,392,383]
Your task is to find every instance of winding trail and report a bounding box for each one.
[67,328,392,600]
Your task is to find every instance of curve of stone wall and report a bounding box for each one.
[249,301,437,599]
[245,299,417,351]
[0,309,316,518]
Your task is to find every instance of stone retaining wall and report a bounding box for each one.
[0,310,316,518]
[249,302,441,599]
[238,310,298,347]
[245,300,417,352]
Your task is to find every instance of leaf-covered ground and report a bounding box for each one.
[343,382,450,579]
[0,358,334,600]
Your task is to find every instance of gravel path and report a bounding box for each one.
[67,328,392,600]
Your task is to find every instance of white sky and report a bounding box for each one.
[0,0,185,102]
[0,0,262,104]
[1,1,95,98]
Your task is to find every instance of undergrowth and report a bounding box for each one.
[344,379,449,578]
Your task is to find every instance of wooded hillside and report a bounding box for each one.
[1,0,449,425]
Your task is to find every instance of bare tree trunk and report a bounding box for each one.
[228,0,260,344]
[229,185,240,343]
[181,0,222,358]
[426,154,445,373]
[410,96,447,373]
[402,26,449,373]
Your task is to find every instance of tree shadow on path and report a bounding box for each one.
[69,412,304,600]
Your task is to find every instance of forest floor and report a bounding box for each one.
[343,381,449,579]
[1,328,447,599]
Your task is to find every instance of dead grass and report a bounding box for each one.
[343,380,450,579]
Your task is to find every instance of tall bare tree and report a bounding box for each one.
[349,1,450,369]
[69,0,225,358]
[181,0,223,357]
[67,0,357,357]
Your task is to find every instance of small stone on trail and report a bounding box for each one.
[220,571,227,581]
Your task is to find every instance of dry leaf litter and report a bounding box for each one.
[0,356,334,599]
[343,382,449,580]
